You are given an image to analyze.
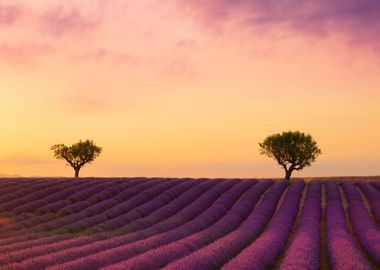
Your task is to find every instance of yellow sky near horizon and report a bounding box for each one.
[1,0,380,178]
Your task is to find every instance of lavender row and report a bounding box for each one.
[14,180,239,269]
[355,182,380,224]
[14,179,142,215]
[0,178,78,189]
[4,179,209,251]
[0,180,111,212]
[163,180,287,270]
[222,180,305,269]
[1,186,75,214]
[12,181,122,215]
[0,235,75,254]
[53,179,199,233]
[341,182,380,266]
[371,182,380,192]
[66,180,152,217]
[0,179,103,235]
[279,181,322,270]
[95,180,227,235]
[0,178,29,186]
[0,179,155,240]
[104,180,270,269]
[0,179,54,197]
[0,179,149,215]
[52,180,163,218]
[0,179,176,240]
[0,180,69,207]
[81,180,209,233]
[37,178,153,214]
[325,181,370,270]
[42,180,253,270]
[51,179,182,231]
[1,179,235,269]
[0,232,48,246]
[0,178,108,205]
[2,180,153,246]
[0,182,120,238]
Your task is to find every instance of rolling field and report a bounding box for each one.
[0,177,379,270]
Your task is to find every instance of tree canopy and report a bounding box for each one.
[259,131,321,180]
[51,139,102,177]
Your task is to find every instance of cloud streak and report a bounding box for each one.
[0,43,55,66]
[177,0,380,50]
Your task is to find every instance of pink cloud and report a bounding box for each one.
[0,3,22,25]
[162,57,194,77]
[0,43,55,66]
[39,6,99,37]
[175,0,380,52]
[175,39,197,50]
[160,40,198,77]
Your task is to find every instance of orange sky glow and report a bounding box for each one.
[1,0,380,178]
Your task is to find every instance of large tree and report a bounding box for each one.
[51,139,102,178]
[259,131,321,181]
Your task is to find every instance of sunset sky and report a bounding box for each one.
[1,0,380,178]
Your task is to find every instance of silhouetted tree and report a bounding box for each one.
[259,131,321,181]
[51,139,102,178]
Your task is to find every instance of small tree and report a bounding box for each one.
[51,139,102,178]
[259,131,321,181]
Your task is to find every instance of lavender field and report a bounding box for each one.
[0,177,379,270]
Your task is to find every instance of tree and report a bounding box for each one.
[259,131,321,181]
[51,139,102,178]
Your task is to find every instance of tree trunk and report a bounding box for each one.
[74,168,80,178]
[285,169,292,181]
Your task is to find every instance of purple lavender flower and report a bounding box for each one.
[341,181,380,266]
[325,181,370,270]
[221,180,305,270]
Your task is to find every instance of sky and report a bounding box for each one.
[0,0,380,178]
